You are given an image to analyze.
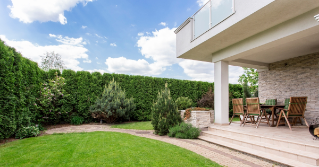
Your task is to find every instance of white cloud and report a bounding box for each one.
[137,32,144,36]
[95,34,103,38]
[179,60,214,82]
[0,34,90,71]
[110,43,117,47]
[58,14,67,25]
[8,0,94,24]
[137,27,179,67]
[49,34,56,38]
[49,34,86,46]
[95,57,98,60]
[83,59,91,63]
[86,33,91,36]
[82,25,87,29]
[179,60,244,84]
[105,57,164,75]
[103,27,178,76]
[159,22,167,26]
[197,0,222,8]
[87,69,107,74]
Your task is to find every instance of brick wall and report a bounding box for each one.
[259,53,319,123]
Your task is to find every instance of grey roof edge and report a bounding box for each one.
[174,17,192,34]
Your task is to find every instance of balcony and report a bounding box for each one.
[193,0,235,39]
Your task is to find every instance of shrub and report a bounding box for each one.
[197,87,214,109]
[36,72,69,124]
[151,83,182,136]
[168,123,201,139]
[15,126,40,139]
[90,79,135,123]
[175,97,193,110]
[71,116,84,125]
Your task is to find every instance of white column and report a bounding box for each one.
[214,61,229,125]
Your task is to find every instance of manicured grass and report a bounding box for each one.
[0,132,220,167]
[229,117,241,122]
[111,121,153,130]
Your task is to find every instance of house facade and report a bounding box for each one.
[175,0,319,125]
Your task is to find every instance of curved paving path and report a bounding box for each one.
[46,124,287,167]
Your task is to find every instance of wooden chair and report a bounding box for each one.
[230,98,245,125]
[264,99,277,121]
[244,98,270,128]
[276,97,309,131]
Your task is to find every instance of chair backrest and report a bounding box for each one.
[288,97,307,116]
[246,98,260,115]
[232,98,244,114]
[265,99,277,105]
[284,98,290,109]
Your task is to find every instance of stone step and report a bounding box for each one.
[202,131,319,166]
[208,126,319,154]
[199,136,318,167]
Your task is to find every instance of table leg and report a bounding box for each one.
[271,106,275,127]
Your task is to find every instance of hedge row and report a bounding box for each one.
[0,39,243,140]
[0,39,45,139]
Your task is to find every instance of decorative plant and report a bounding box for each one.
[168,123,201,139]
[36,72,68,124]
[90,79,135,123]
[175,97,193,110]
[15,126,40,139]
[197,87,214,109]
[151,83,182,136]
[71,116,84,125]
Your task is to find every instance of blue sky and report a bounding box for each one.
[0,0,244,83]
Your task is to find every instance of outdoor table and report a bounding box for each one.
[260,105,285,127]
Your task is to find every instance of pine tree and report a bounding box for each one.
[90,79,135,123]
[151,83,182,135]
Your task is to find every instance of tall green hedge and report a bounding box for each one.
[0,39,243,140]
[0,39,44,140]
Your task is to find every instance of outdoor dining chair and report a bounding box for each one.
[244,97,270,128]
[276,97,309,131]
[230,98,245,125]
[264,99,277,120]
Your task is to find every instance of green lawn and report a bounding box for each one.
[229,117,241,122]
[0,132,220,167]
[111,121,153,130]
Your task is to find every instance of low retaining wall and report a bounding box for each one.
[180,110,214,128]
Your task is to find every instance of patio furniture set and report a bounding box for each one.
[229,97,310,131]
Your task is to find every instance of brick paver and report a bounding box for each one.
[45,124,287,167]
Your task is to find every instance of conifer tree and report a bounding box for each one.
[151,83,182,135]
[90,79,135,123]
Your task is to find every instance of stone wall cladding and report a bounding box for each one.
[259,53,319,123]
[180,110,214,128]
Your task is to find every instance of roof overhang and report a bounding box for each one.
[177,0,319,69]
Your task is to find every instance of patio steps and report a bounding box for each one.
[198,126,319,167]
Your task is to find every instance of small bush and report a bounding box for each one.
[37,124,46,131]
[175,97,193,110]
[168,123,201,139]
[90,79,135,123]
[151,83,182,136]
[15,126,40,139]
[71,116,84,125]
[197,87,214,109]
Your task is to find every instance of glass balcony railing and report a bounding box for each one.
[193,0,235,39]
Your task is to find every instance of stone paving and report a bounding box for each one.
[45,124,287,167]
